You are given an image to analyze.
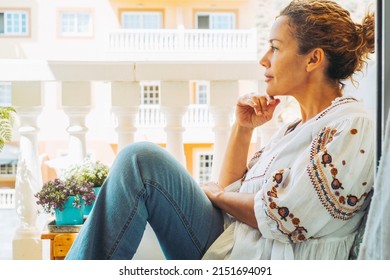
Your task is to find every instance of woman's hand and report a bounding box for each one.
[200,181,258,228]
[200,181,223,206]
[235,93,280,129]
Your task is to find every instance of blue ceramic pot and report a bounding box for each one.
[55,196,85,225]
[83,186,101,215]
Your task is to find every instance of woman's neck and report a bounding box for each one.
[295,83,342,123]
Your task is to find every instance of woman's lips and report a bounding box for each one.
[264,75,273,82]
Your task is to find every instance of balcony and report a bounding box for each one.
[136,104,213,128]
[0,60,281,260]
[106,28,258,61]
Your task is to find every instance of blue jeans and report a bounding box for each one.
[65,142,224,260]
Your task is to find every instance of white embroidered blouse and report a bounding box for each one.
[202,96,374,260]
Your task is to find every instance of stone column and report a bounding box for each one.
[12,81,43,259]
[209,81,239,182]
[111,81,141,151]
[61,82,91,164]
[160,81,189,167]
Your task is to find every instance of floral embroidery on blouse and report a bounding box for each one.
[307,126,370,220]
[315,97,357,121]
[247,147,265,170]
[263,169,308,243]
[244,155,276,184]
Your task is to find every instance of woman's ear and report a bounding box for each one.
[306,48,325,72]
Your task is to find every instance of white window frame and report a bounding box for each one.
[193,151,214,184]
[141,81,160,105]
[195,81,209,105]
[0,163,17,176]
[196,12,235,30]
[59,11,93,37]
[0,82,12,106]
[122,11,162,29]
[0,10,29,36]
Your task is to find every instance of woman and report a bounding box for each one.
[66,0,375,260]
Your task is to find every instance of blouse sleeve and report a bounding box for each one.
[254,116,374,243]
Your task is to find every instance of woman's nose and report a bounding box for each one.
[259,51,270,68]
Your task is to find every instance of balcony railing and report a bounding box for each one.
[0,189,15,209]
[136,105,166,127]
[183,104,213,127]
[136,104,213,128]
[107,28,257,60]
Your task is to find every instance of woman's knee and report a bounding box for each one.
[113,141,174,174]
[117,141,162,161]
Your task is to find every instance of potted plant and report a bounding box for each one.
[34,177,95,225]
[0,106,16,152]
[61,159,110,215]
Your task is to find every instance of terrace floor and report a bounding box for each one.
[0,209,50,260]
[0,209,163,260]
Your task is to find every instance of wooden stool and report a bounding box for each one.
[41,232,78,260]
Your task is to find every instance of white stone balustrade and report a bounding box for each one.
[0,189,15,209]
[108,28,257,52]
[160,81,190,167]
[136,105,166,127]
[183,104,213,127]
[111,81,141,151]
[209,81,239,182]
[61,82,91,166]
[11,81,43,260]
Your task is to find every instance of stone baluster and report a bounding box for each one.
[12,81,43,259]
[160,81,189,167]
[61,82,91,165]
[111,81,140,152]
[209,81,239,182]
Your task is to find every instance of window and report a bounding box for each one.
[0,163,17,176]
[0,10,29,36]
[60,12,93,36]
[195,82,209,105]
[122,11,162,29]
[196,153,213,184]
[141,82,160,105]
[0,82,12,106]
[196,12,235,29]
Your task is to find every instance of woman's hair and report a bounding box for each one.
[279,0,375,82]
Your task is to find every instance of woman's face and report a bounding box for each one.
[259,16,309,97]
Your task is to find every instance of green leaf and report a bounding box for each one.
[0,106,16,151]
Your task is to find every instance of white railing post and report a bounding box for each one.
[111,81,141,151]
[61,82,91,165]
[0,189,15,209]
[11,81,43,260]
[160,81,189,167]
[209,81,239,182]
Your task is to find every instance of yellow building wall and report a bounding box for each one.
[111,0,255,29]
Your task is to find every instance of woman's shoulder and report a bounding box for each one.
[313,96,374,134]
[317,95,373,121]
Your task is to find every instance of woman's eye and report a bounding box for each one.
[271,46,278,52]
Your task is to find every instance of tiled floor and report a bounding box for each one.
[0,209,20,260]
[0,209,164,260]
[0,209,53,260]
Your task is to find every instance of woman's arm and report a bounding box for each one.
[217,94,281,188]
[202,182,257,228]
[202,94,281,228]
[217,123,254,188]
